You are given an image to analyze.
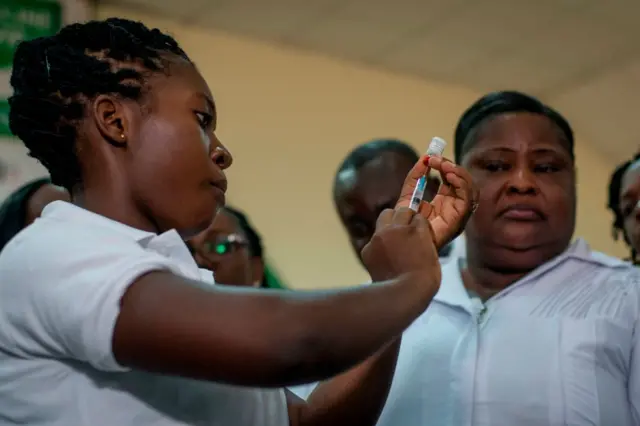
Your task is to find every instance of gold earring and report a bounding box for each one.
[120,134,125,140]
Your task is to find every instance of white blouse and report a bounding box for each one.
[293,239,640,425]
[0,201,288,426]
[375,239,640,426]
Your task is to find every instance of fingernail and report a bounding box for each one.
[423,155,431,165]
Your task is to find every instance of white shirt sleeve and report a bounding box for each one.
[0,227,177,372]
[630,318,640,424]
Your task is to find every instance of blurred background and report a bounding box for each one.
[1,0,639,288]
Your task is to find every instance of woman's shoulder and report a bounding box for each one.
[0,203,175,300]
[581,246,640,288]
[567,239,639,285]
[572,248,640,321]
[0,214,146,272]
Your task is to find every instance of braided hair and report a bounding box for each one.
[607,153,640,263]
[9,18,191,191]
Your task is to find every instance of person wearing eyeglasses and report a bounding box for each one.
[189,206,268,287]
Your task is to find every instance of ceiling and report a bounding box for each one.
[103,0,640,162]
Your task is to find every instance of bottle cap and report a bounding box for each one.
[426,137,447,156]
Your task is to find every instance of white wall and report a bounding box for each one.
[1,6,612,289]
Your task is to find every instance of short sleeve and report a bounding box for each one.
[0,223,178,372]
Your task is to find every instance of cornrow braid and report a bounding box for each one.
[9,18,191,190]
[607,152,640,263]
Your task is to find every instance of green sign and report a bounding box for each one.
[0,0,62,137]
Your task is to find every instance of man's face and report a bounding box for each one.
[334,152,441,264]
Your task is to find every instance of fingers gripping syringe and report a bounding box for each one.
[409,137,447,212]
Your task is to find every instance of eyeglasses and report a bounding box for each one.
[203,234,249,256]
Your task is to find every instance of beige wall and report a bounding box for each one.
[99,6,629,289]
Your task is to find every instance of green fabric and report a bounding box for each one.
[263,263,287,289]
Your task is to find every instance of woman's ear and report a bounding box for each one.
[91,94,129,147]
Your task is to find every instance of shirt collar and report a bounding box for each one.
[42,200,154,241]
[41,201,199,269]
[433,258,469,310]
[566,238,628,268]
[432,238,621,310]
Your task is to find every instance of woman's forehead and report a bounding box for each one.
[477,113,559,141]
[469,113,571,156]
[149,60,214,104]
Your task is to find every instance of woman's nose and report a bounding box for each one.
[211,145,233,170]
[507,167,538,195]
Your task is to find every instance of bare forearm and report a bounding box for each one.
[114,270,436,387]
[280,271,435,385]
[292,338,401,426]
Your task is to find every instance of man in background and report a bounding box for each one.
[333,138,463,263]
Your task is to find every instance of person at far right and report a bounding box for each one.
[364,90,639,426]
[608,152,640,264]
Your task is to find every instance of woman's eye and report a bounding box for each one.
[484,161,509,172]
[534,163,560,173]
[195,111,213,129]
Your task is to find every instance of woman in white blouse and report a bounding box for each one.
[0,17,475,426]
[296,91,640,426]
[397,90,639,425]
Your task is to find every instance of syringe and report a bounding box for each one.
[409,137,447,212]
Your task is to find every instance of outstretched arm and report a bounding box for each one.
[113,269,434,387]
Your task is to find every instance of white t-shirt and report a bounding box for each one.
[0,201,288,426]
[293,239,640,425]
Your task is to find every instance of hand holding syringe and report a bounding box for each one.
[394,137,475,249]
[409,137,447,212]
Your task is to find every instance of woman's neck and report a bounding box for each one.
[76,192,157,233]
[72,139,161,234]
[72,180,159,235]
[460,260,529,302]
[460,239,573,301]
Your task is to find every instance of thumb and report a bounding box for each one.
[396,154,430,208]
